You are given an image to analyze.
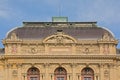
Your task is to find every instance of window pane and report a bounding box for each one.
[30,77,38,80]
[84,77,91,80]
[57,77,64,80]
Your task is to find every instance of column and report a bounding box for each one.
[41,73,44,80]
[50,73,54,80]
[67,73,72,80]
[94,73,99,80]
[76,74,80,80]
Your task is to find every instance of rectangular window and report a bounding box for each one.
[30,77,38,80]
[57,77,64,80]
[84,77,92,80]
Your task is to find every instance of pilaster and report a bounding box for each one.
[110,64,117,80]
[44,63,50,80]
[17,63,22,80]
[72,44,76,54]
[99,64,104,80]
[71,63,77,80]
[45,44,49,54]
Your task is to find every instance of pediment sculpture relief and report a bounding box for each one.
[43,31,77,44]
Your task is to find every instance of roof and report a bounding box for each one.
[6,22,114,40]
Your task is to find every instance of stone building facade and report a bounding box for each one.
[0,19,120,80]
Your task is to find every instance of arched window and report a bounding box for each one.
[27,67,40,80]
[54,67,67,80]
[81,67,94,80]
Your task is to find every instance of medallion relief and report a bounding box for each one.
[21,45,45,54]
[76,45,99,54]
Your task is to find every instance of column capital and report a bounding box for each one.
[70,63,77,68]
[43,63,50,68]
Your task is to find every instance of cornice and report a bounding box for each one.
[3,39,118,45]
[97,40,118,44]
[0,55,117,59]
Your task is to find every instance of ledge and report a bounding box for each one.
[0,55,117,59]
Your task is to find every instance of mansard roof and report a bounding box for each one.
[6,22,114,40]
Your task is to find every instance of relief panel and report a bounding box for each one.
[76,45,99,54]
[21,45,45,54]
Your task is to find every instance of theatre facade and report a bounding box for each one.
[0,17,120,80]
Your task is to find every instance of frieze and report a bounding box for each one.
[21,45,45,54]
[76,45,99,54]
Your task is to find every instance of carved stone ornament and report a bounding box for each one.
[30,48,37,54]
[12,70,18,76]
[43,31,77,44]
[84,48,89,54]
[102,33,110,41]
[11,44,17,53]
[10,32,18,40]
[104,70,109,77]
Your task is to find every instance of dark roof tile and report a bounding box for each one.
[6,22,114,40]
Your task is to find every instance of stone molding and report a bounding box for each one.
[0,54,117,59]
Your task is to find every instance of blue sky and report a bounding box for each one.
[0,0,120,48]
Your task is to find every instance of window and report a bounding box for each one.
[27,67,40,80]
[54,67,67,80]
[81,67,94,80]
[57,77,64,80]
[84,77,91,80]
[30,77,38,80]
